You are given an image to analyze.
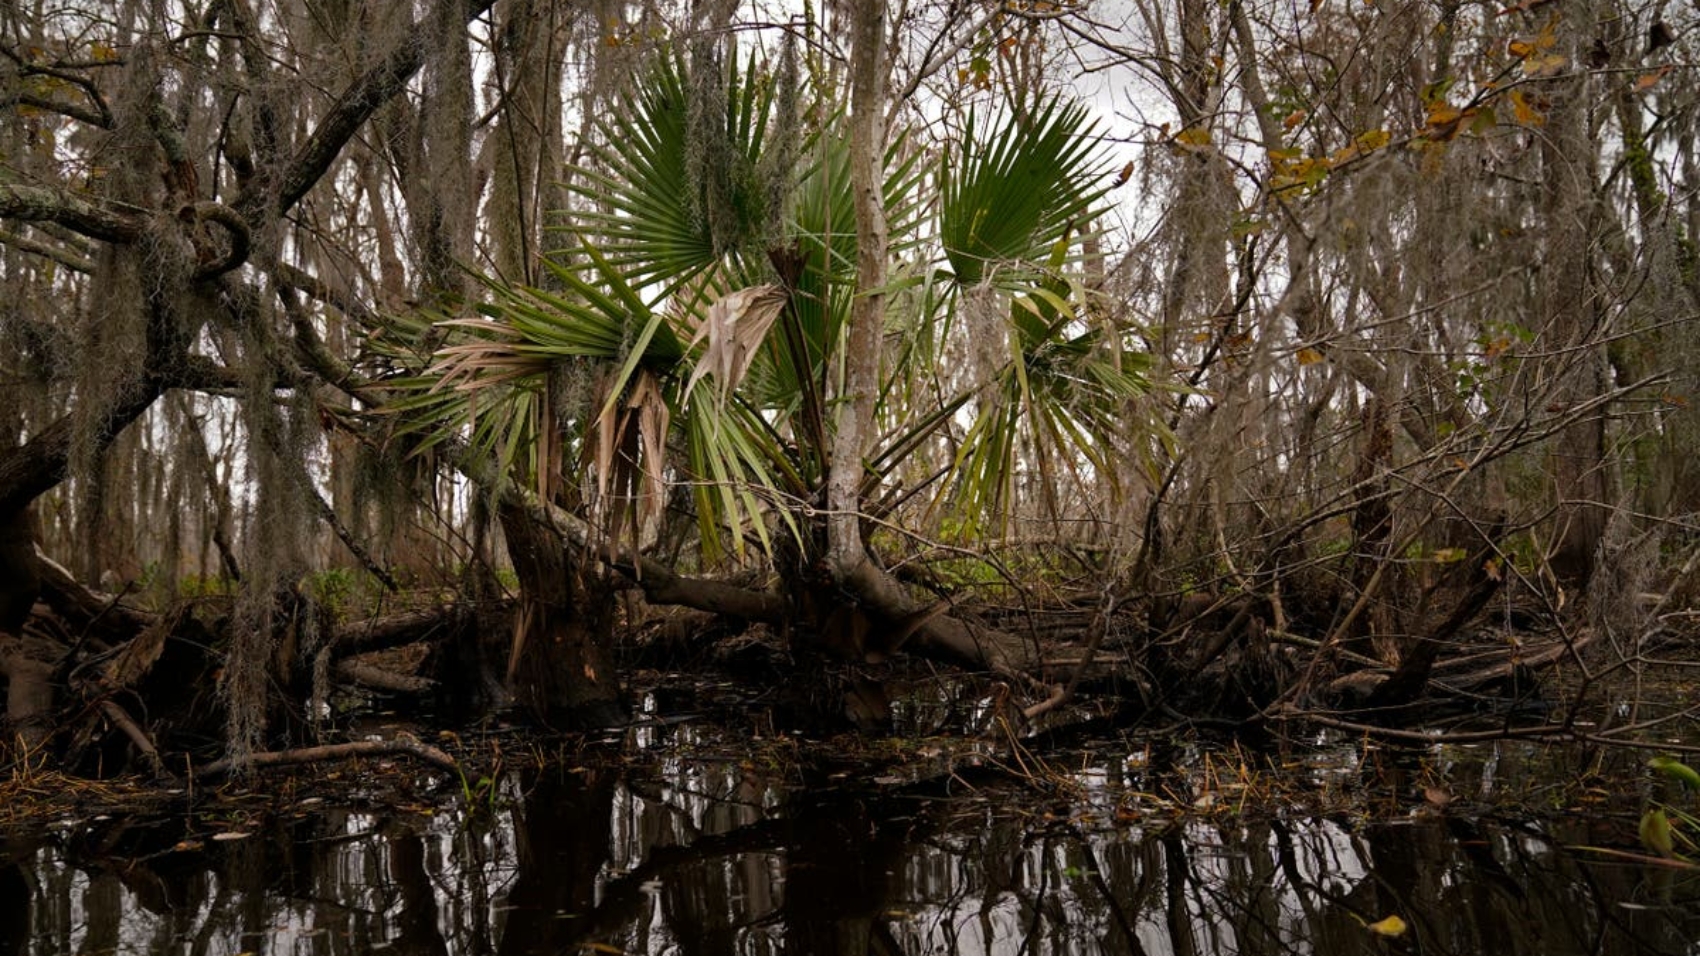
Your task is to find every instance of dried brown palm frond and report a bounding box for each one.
[682,284,789,410]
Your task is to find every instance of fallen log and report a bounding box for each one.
[334,659,436,694]
[195,737,459,779]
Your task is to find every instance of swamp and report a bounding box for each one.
[4,0,1700,952]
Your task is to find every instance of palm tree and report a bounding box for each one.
[384,35,1153,715]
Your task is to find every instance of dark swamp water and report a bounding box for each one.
[4,687,1699,956]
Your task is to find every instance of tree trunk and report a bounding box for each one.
[1540,10,1610,591]
[497,502,624,728]
[825,0,888,584]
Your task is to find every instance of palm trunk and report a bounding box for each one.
[825,0,888,582]
[497,501,624,727]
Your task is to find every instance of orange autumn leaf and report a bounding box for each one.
[1509,90,1544,126]
[1635,67,1671,92]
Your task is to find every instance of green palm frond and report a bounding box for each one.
[567,50,777,296]
[941,279,1154,536]
[381,39,1161,568]
[940,98,1109,287]
[683,393,802,562]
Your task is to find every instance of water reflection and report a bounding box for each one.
[4,732,1698,956]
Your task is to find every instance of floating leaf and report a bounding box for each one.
[1650,756,1700,791]
[1366,915,1408,937]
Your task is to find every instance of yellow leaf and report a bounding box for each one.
[1296,347,1324,365]
[1509,89,1544,126]
[1422,101,1480,141]
[1354,129,1391,151]
[1174,126,1213,148]
[1367,915,1408,938]
[1523,53,1567,77]
[1431,547,1467,564]
[1507,39,1535,58]
[90,42,118,62]
[1426,104,1463,125]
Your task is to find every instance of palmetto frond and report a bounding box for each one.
[941,99,1109,288]
[567,51,775,296]
[387,42,1155,566]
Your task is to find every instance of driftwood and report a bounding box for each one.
[334,659,436,694]
[332,605,464,655]
[196,737,459,779]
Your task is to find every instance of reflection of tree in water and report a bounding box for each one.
[496,765,618,955]
[8,756,1700,955]
[779,792,909,956]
